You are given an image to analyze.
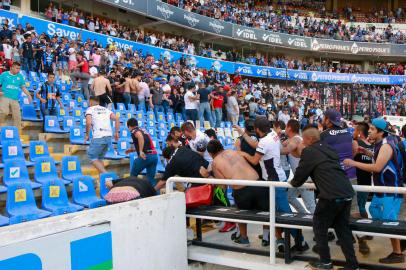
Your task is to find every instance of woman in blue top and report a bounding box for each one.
[344,118,404,264]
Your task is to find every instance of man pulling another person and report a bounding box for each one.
[207,139,267,247]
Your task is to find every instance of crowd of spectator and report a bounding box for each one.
[164,0,406,44]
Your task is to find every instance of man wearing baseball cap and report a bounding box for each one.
[344,118,404,264]
[321,109,356,180]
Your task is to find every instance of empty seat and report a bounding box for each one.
[100,172,118,199]
[69,126,89,145]
[2,140,34,167]
[157,112,166,122]
[116,103,126,111]
[6,183,52,224]
[75,93,85,103]
[104,143,125,160]
[72,108,83,121]
[1,126,24,145]
[3,160,41,189]
[29,141,51,162]
[22,104,43,122]
[116,126,132,143]
[117,139,130,157]
[44,116,66,133]
[72,176,106,208]
[42,180,84,216]
[61,156,83,182]
[56,106,70,121]
[62,116,75,131]
[34,156,70,185]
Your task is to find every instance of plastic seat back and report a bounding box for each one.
[6,183,37,215]
[1,126,20,143]
[2,140,25,163]
[3,160,31,186]
[117,139,130,156]
[70,126,85,143]
[44,115,64,133]
[42,180,69,208]
[117,103,125,111]
[61,156,82,181]
[100,172,118,198]
[29,141,50,162]
[34,156,58,184]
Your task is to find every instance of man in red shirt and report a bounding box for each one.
[70,52,91,98]
[211,86,225,128]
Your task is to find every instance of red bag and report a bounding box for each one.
[185,184,213,208]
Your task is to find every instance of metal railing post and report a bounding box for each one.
[269,186,276,265]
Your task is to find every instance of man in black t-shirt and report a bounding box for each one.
[155,145,209,190]
[22,35,34,72]
[198,82,214,128]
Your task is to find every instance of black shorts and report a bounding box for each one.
[233,186,269,212]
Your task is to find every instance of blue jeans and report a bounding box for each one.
[214,108,222,128]
[138,100,146,112]
[23,57,34,72]
[199,102,214,128]
[131,153,158,187]
[123,93,131,110]
[153,105,164,120]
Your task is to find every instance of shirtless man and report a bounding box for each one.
[281,119,316,214]
[130,69,142,106]
[123,70,132,110]
[207,139,269,247]
[91,70,112,107]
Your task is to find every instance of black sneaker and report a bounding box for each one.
[358,238,370,255]
[262,239,270,247]
[233,235,250,247]
[231,232,239,241]
[309,260,333,270]
[379,252,405,264]
[291,242,310,254]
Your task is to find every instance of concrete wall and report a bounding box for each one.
[0,193,188,270]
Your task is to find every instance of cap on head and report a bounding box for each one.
[324,109,342,127]
[372,118,389,133]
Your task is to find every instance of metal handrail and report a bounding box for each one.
[166,177,406,265]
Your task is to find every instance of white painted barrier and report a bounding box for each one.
[0,193,188,270]
[166,177,406,266]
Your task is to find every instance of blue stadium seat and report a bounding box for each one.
[22,104,43,122]
[6,183,52,224]
[62,93,71,103]
[62,116,75,131]
[157,112,166,123]
[72,108,83,121]
[157,129,168,142]
[117,139,130,157]
[157,122,167,130]
[59,82,71,93]
[2,140,34,167]
[115,126,132,143]
[40,72,47,82]
[29,71,40,81]
[104,143,125,160]
[147,111,155,122]
[29,141,51,162]
[42,180,84,216]
[218,136,226,146]
[75,93,85,103]
[147,127,156,138]
[128,103,137,112]
[57,106,70,121]
[34,157,70,185]
[135,111,144,121]
[167,112,175,122]
[224,136,234,150]
[175,113,183,121]
[3,160,41,189]
[44,116,66,133]
[225,122,232,128]
[80,100,89,109]
[152,139,162,155]
[67,100,77,109]
[69,126,89,145]
[167,120,176,129]
[61,156,83,182]
[147,120,155,128]
[0,215,9,227]
[72,176,106,208]
[156,157,165,173]
[100,172,118,199]
[0,126,28,147]
[116,103,126,111]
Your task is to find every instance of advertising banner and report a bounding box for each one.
[100,0,147,14]
[147,0,233,37]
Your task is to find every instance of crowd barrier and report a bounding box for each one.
[1,9,406,85]
[166,177,406,270]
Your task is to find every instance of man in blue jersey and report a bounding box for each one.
[344,118,404,264]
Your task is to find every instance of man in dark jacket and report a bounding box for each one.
[290,127,359,270]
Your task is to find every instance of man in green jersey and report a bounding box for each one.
[0,62,31,133]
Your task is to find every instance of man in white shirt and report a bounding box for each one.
[279,107,291,125]
[184,82,199,124]
[88,60,98,97]
[226,90,239,125]
[181,121,212,163]
[85,96,119,173]
[239,117,307,250]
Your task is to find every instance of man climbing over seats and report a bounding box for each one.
[207,139,266,247]
[85,96,119,174]
[290,127,359,270]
